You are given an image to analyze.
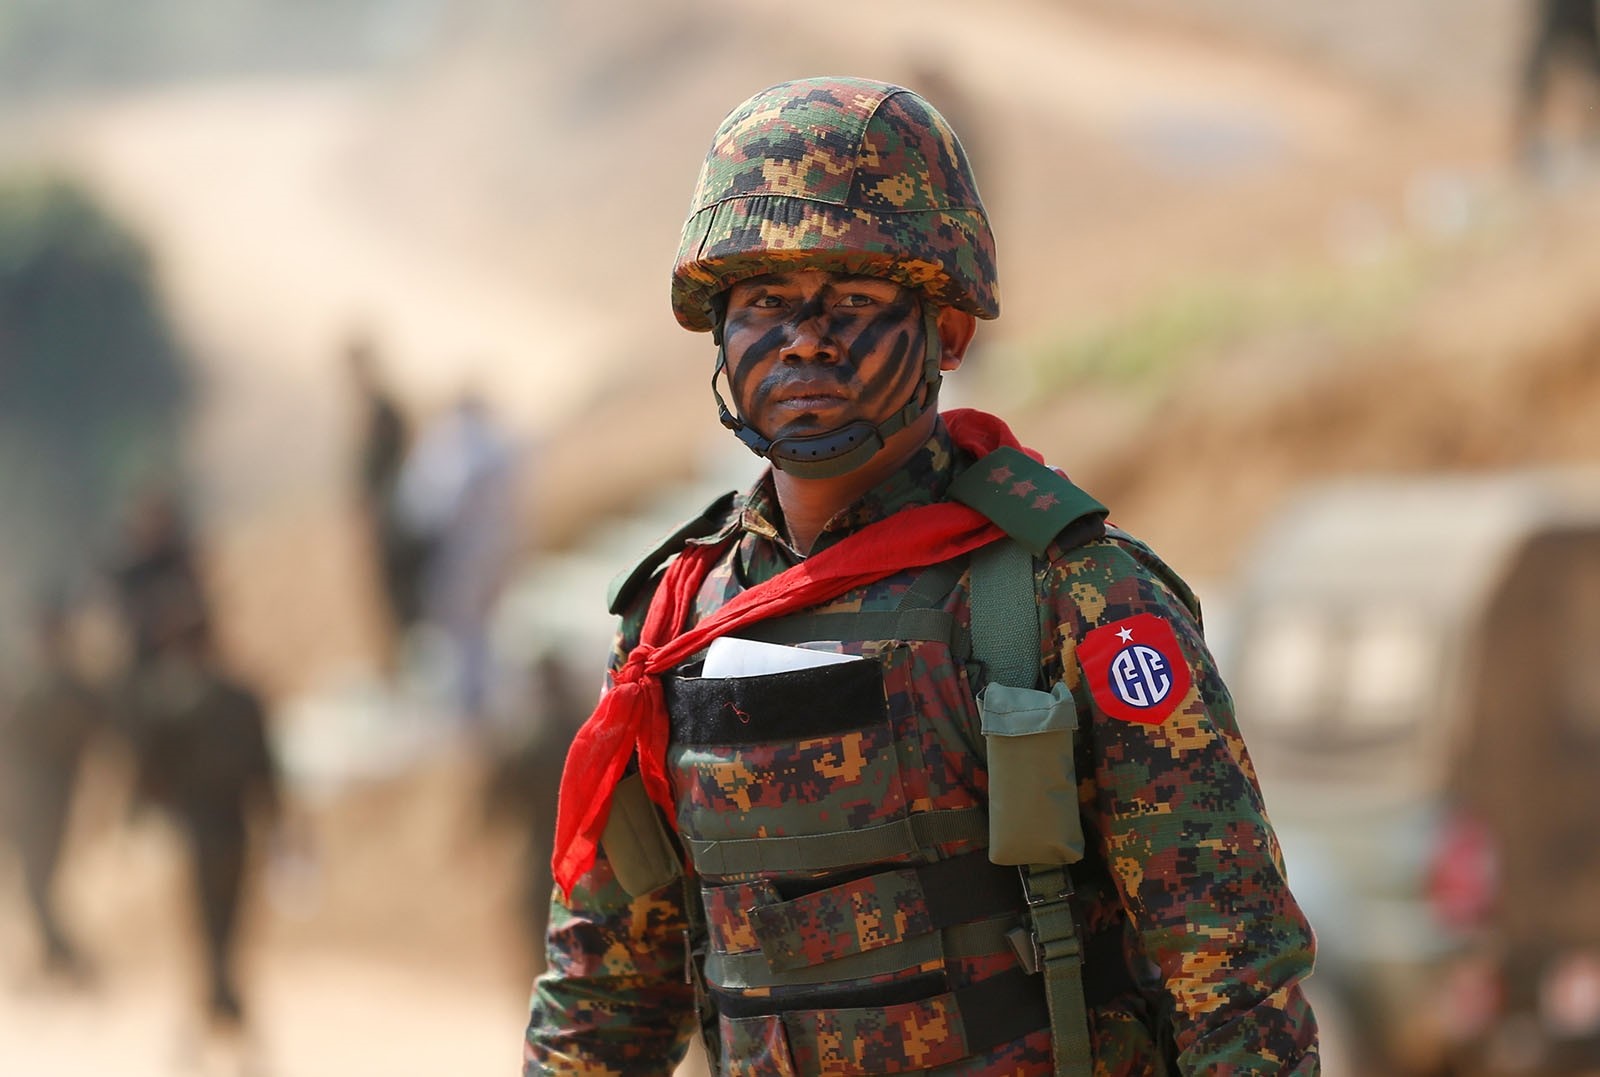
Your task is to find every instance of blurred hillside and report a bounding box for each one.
[6,0,1593,697]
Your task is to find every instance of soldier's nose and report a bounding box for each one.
[780,320,839,364]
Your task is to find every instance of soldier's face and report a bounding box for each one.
[721,270,929,443]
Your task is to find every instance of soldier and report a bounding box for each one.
[344,331,422,665]
[395,390,519,722]
[107,484,212,669]
[123,607,282,1027]
[0,593,104,980]
[525,77,1319,1075]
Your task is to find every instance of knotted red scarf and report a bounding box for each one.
[552,409,1041,896]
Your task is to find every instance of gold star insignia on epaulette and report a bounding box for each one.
[1010,480,1036,497]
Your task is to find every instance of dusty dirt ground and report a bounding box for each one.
[4,0,1600,1073]
[0,744,531,1076]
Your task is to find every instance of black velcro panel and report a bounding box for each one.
[711,971,947,1019]
[666,656,886,746]
[920,852,1027,927]
[953,968,1052,1055]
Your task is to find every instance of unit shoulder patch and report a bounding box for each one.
[1077,613,1191,725]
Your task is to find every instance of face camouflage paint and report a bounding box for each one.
[726,279,923,439]
[711,273,943,478]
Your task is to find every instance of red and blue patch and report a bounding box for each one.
[1077,613,1191,725]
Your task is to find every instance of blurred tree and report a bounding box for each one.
[0,177,191,645]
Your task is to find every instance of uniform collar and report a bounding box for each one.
[734,419,961,565]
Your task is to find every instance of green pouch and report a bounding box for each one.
[600,772,683,897]
[978,682,1085,866]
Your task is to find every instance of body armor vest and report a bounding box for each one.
[601,449,1117,1075]
[664,569,1054,1076]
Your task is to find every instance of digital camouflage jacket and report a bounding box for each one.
[525,420,1319,1076]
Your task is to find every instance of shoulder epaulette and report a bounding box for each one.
[606,490,739,615]
[948,446,1108,557]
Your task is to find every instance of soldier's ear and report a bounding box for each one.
[936,307,977,372]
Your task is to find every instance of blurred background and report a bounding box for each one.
[2,0,1600,1074]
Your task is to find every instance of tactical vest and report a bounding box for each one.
[603,449,1113,1076]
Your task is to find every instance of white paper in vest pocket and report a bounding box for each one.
[702,637,866,679]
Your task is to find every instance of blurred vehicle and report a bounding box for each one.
[1220,469,1600,1077]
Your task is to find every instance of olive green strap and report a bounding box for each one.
[969,540,1094,1077]
[896,558,967,613]
[687,807,986,876]
[968,538,1040,691]
[1021,864,1093,1076]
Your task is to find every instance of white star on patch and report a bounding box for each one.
[1115,627,1134,643]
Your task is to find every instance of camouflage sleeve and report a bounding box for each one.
[523,604,699,1077]
[1047,533,1320,1075]
[523,844,697,1076]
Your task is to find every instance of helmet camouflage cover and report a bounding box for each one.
[671,76,999,332]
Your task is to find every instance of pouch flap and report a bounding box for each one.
[978,682,1077,738]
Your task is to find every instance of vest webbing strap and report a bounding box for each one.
[748,850,1024,973]
[896,558,966,613]
[733,608,966,657]
[705,914,1018,989]
[969,538,1093,1077]
[969,539,1041,691]
[1022,864,1093,1076]
[687,807,986,877]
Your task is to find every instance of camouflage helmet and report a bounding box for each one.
[671,76,999,332]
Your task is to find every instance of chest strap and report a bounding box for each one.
[746,850,1025,972]
[687,806,986,877]
[707,914,1018,989]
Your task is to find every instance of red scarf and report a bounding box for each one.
[552,409,1040,896]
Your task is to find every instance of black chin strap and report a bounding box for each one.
[710,304,945,479]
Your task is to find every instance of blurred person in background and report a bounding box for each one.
[481,645,593,974]
[344,331,424,672]
[1514,0,1600,172]
[107,484,213,670]
[121,605,283,1031]
[395,389,519,724]
[525,77,1318,1075]
[105,483,283,1033]
[0,590,106,982]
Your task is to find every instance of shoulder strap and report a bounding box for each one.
[967,538,1041,690]
[960,444,1107,689]
[606,490,739,615]
[968,533,1096,1077]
